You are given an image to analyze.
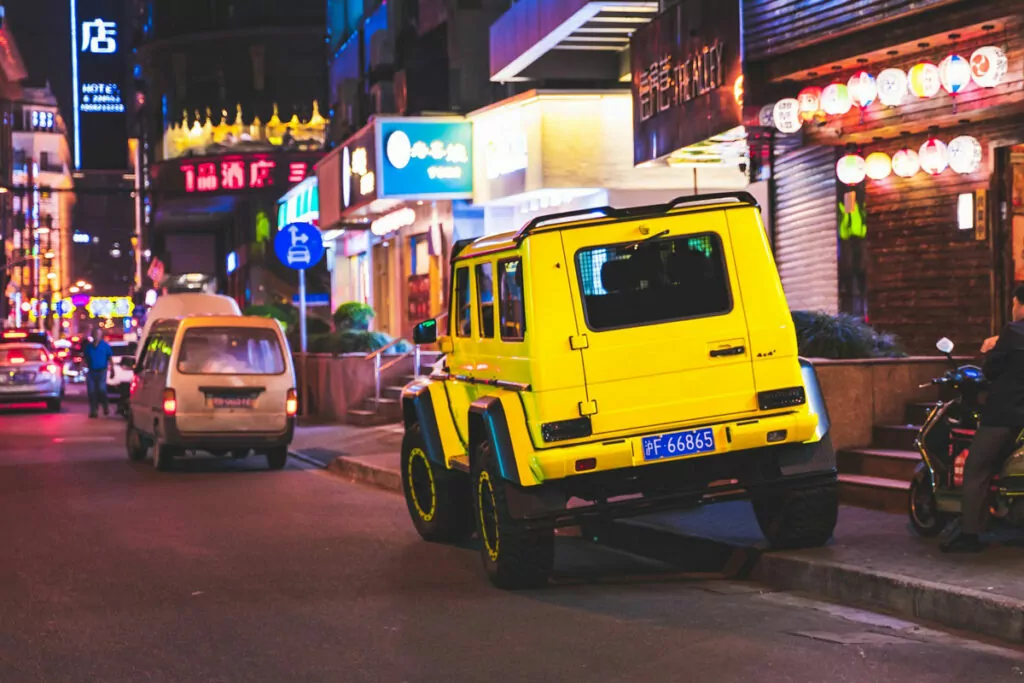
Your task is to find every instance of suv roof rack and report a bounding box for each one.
[512,191,759,244]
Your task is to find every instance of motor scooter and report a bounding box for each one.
[909,337,1024,535]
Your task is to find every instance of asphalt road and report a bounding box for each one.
[3,393,1024,682]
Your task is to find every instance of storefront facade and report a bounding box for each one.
[317,116,473,339]
[744,0,1023,353]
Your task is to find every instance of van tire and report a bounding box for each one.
[472,439,554,589]
[752,482,839,549]
[266,448,288,470]
[126,425,148,462]
[401,424,471,543]
[153,431,177,471]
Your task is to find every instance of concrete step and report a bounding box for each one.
[346,409,400,427]
[904,402,937,425]
[383,385,405,400]
[364,397,401,421]
[838,473,910,514]
[872,424,920,451]
[838,447,920,483]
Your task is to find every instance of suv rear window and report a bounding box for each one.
[176,327,285,375]
[0,346,47,364]
[575,233,731,331]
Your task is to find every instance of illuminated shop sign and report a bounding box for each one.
[630,0,742,165]
[278,176,320,226]
[154,152,321,197]
[371,207,416,237]
[339,123,378,210]
[70,0,128,169]
[378,119,473,199]
[86,296,134,318]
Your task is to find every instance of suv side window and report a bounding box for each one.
[454,267,472,337]
[476,262,494,339]
[499,259,526,341]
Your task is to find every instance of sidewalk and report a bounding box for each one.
[290,422,1024,644]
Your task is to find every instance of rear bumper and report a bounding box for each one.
[162,415,295,450]
[0,385,62,403]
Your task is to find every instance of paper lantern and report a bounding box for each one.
[865,152,892,180]
[821,83,852,116]
[877,68,908,106]
[758,103,776,128]
[836,154,867,185]
[919,138,949,175]
[798,86,823,122]
[939,54,972,94]
[908,62,941,98]
[848,71,877,108]
[892,148,920,178]
[947,135,983,174]
[773,98,802,134]
[971,46,1008,88]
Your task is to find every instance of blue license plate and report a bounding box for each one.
[642,428,716,461]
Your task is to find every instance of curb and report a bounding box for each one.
[290,449,402,494]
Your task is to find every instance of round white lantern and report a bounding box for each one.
[892,148,920,178]
[865,152,892,180]
[821,83,853,116]
[971,46,1008,88]
[908,62,941,98]
[947,135,983,174]
[758,103,776,128]
[773,98,802,134]
[939,54,972,94]
[877,68,909,106]
[919,138,949,175]
[848,71,877,108]
[836,154,867,185]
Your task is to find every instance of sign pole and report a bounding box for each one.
[299,268,308,354]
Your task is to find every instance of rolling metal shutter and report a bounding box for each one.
[773,145,838,313]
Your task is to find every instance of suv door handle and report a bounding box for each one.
[709,345,746,358]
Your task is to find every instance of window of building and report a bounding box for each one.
[476,262,494,338]
[454,267,471,337]
[575,233,732,331]
[411,235,430,276]
[499,259,526,341]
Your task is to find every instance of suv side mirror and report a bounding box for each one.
[413,319,438,345]
[936,337,955,355]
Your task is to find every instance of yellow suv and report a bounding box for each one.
[402,192,837,588]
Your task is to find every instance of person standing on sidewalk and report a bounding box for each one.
[943,285,1024,553]
[83,327,115,419]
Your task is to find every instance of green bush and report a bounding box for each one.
[244,303,298,330]
[791,310,906,359]
[309,330,394,354]
[333,302,375,330]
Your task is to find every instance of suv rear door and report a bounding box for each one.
[560,210,758,437]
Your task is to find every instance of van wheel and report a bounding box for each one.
[752,482,839,549]
[126,425,148,462]
[472,440,553,589]
[153,431,178,471]
[401,424,471,543]
[266,448,288,470]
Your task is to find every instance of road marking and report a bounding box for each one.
[52,436,116,443]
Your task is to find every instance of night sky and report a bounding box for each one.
[6,0,75,122]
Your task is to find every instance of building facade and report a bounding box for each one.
[0,10,29,326]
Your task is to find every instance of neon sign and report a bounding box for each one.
[86,296,134,319]
[81,19,117,53]
[350,147,375,196]
[181,159,278,193]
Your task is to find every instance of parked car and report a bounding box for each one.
[0,343,65,411]
[108,339,138,417]
[400,192,837,588]
[1,329,54,351]
[126,315,297,471]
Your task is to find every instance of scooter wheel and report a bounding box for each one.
[908,463,953,537]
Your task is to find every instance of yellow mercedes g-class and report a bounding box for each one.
[402,192,837,589]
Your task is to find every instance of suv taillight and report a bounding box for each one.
[286,388,298,417]
[130,375,139,397]
[757,387,806,411]
[541,417,592,443]
[162,388,177,416]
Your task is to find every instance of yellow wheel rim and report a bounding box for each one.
[478,470,500,561]
[407,447,436,522]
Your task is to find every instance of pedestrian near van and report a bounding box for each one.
[83,327,115,419]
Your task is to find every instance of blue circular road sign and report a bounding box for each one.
[274,222,324,270]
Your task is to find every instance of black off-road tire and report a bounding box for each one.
[908,464,953,537]
[266,448,288,470]
[401,424,471,543]
[126,424,148,462]
[753,481,839,549]
[471,440,554,589]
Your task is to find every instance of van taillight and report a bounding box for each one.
[162,388,177,416]
[286,388,298,417]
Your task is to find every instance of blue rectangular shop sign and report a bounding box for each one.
[377,119,473,200]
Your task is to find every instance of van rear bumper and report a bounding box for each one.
[163,416,295,450]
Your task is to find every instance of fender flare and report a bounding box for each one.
[468,396,520,485]
[401,383,446,466]
[799,358,831,442]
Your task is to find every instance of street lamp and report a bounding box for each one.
[83,284,92,291]
[69,286,80,294]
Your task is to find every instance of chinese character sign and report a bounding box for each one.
[82,19,117,53]
[379,120,473,199]
[170,154,320,195]
[629,0,742,165]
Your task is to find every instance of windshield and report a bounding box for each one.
[575,233,732,331]
[0,346,48,364]
[176,327,286,375]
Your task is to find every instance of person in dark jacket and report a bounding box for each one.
[942,285,1024,553]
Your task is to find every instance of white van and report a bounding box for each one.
[136,293,241,361]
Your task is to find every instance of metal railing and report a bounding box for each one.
[366,313,448,412]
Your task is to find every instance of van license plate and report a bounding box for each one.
[212,396,254,409]
[642,428,715,461]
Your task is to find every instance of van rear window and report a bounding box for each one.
[575,233,731,331]
[177,327,286,375]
